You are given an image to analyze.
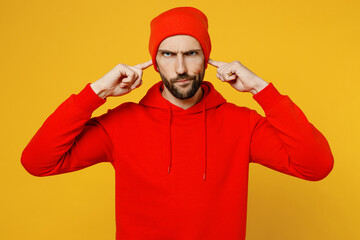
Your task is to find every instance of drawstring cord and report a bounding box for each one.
[168,103,172,174]
[203,102,207,181]
[167,102,207,181]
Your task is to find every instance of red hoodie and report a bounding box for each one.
[21,80,334,240]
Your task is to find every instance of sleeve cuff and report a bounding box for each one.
[73,83,107,113]
[252,82,286,114]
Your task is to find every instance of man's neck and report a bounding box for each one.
[161,86,204,110]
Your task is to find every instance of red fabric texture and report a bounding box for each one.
[21,81,334,239]
[149,7,211,72]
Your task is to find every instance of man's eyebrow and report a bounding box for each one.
[158,49,202,53]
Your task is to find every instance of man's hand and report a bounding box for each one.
[208,59,269,95]
[90,60,153,99]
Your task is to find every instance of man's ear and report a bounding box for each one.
[155,59,159,71]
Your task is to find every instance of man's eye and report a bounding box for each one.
[163,52,172,57]
[188,51,197,56]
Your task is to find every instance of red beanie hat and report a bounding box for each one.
[149,7,211,73]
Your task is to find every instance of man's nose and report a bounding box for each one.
[175,55,188,75]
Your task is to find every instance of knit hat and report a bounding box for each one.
[149,7,211,72]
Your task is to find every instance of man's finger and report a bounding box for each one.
[208,58,227,68]
[133,60,153,70]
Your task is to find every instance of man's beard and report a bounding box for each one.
[159,68,205,100]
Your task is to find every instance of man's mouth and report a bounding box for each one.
[175,79,192,83]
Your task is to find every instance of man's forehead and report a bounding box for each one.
[157,35,202,53]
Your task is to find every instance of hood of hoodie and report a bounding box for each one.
[139,80,227,181]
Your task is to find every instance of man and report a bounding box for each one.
[21,6,334,240]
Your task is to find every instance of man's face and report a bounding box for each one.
[156,35,205,99]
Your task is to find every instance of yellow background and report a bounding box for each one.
[1,0,359,239]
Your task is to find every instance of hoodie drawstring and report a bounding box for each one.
[168,103,173,174]
[167,102,207,181]
[203,102,207,181]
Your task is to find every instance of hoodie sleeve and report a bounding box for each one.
[21,83,114,177]
[248,83,334,181]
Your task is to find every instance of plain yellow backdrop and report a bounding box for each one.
[1,0,359,239]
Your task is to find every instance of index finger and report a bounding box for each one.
[133,60,153,70]
[208,58,227,68]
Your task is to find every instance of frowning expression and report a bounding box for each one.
[156,35,205,99]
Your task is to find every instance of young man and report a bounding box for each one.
[21,7,334,240]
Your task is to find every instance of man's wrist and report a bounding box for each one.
[250,78,269,95]
[90,82,108,99]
